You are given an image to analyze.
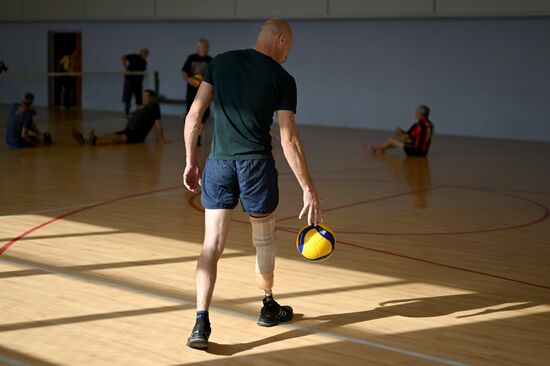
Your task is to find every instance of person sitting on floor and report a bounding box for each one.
[5,92,52,148]
[72,89,168,146]
[366,105,434,157]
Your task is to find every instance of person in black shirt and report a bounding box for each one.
[122,48,149,116]
[366,105,434,157]
[181,39,212,145]
[183,19,323,350]
[73,90,168,146]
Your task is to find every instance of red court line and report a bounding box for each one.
[307,234,550,291]
[276,185,550,236]
[3,184,549,291]
[0,185,183,255]
[272,186,442,223]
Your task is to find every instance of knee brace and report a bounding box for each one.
[250,214,277,274]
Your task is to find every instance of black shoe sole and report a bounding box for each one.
[187,336,208,349]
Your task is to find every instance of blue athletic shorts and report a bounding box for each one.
[201,158,279,215]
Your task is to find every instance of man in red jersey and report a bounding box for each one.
[367,105,434,156]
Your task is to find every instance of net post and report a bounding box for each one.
[154,71,160,103]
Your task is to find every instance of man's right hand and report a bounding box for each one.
[299,188,323,226]
[183,163,202,193]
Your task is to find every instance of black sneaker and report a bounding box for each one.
[187,318,211,349]
[257,297,293,327]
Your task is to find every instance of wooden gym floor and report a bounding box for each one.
[0,106,549,366]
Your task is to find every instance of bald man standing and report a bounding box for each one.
[183,19,323,349]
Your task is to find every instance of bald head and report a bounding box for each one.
[258,19,292,39]
[254,19,293,64]
[139,48,149,59]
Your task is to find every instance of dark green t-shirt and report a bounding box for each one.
[203,49,297,160]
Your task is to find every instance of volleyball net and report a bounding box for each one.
[0,71,152,109]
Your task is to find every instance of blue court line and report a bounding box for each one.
[0,256,470,366]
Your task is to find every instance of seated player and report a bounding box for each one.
[72,90,168,145]
[5,92,52,148]
[366,105,434,157]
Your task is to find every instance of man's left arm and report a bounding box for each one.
[398,131,412,143]
[30,122,41,136]
[20,114,39,146]
[153,104,168,143]
[154,119,170,143]
[396,124,415,143]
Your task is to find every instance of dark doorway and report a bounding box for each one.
[48,32,82,108]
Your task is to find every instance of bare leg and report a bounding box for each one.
[196,209,232,311]
[370,137,404,154]
[187,209,232,349]
[94,133,128,145]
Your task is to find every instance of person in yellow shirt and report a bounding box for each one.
[57,50,78,109]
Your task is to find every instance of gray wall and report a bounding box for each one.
[1,18,549,141]
[3,0,550,20]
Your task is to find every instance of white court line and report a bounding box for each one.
[0,256,470,366]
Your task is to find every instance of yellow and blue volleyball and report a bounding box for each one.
[296,223,336,262]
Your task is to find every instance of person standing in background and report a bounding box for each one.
[58,50,77,109]
[181,39,212,146]
[122,48,149,116]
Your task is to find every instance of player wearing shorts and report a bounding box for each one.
[367,105,434,156]
[183,19,323,349]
